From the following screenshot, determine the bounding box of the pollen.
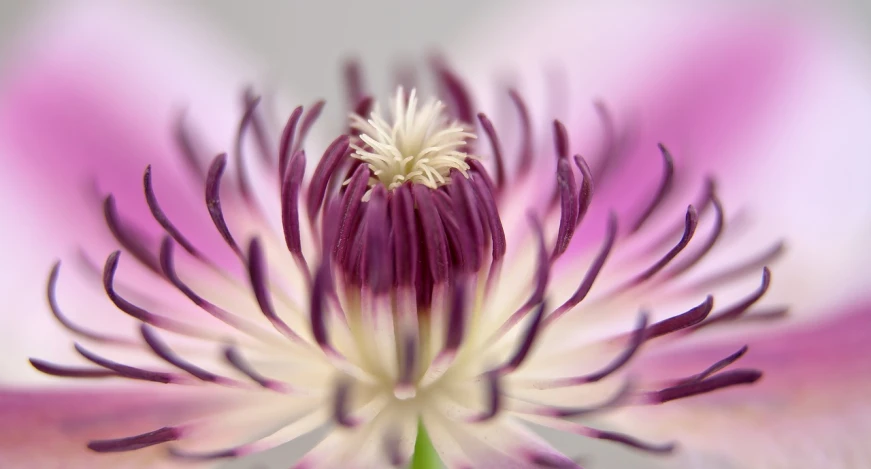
[350,88,476,191]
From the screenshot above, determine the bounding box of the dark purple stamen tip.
[552,120,570,159]
[500,301,547,374]
[169,447,241,461]
[552,157,580,259]
[293,99,326,156]
[88,427,181,453]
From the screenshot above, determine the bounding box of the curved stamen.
[693,267,772,331]
[144,165,206,261]
[520,381,633,418]
[547,213,617,325]
[242,89,275,164]
[233,94,261,202]
[74,343,177,384]
[307,135,351,223]
[645,368,762,404]
[537,313,648,389]
[671,345,749,386]
[29,358,118,379]
[508,89,534,175]
[103,195,161,274]
[281,150,310,279]
[139,324,238,385]
[688,241,784,291]
[158,237,272,341]
[616,205,699,292]
[466,369,502,423]
[644,295,714,340]
[498,301,547,374]
[224,345,289,391]
[573,155,594,228]
[333,378,362,428]
[582,428,676,454]
[278,106,304,185]
[492,217,549,339]
[663,192,725,279]
[247,238,306,343]
[629,144,675,234]
[432,60,474,124]
[477,113,506,190]
[104,251,213,338]
[205,153,245,259]
[88,426,183,453]
[173,111,208,180]
[47,262,135,345]
[552,157,579,259]
[552,120,570,160]
[294,99,326,156]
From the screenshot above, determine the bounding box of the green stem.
[408,421,443,469]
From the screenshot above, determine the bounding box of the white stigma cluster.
[350,88,475,191]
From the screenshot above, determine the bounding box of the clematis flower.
[2,3,870,469]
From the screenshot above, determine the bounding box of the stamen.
[233,94,261,202]
[88,426,183,453]
[547,213,617,325]
[552,120,570,160]
[618,205,699,291]
[573,155,594,229]
[333,378,361,428]
[74,343,177,384]
[412,185,450,284]
[223,345,288,391]
[432,60,474,124]
[242,89,275,164]
[102,195,161,274]
[281,150,310,278]
[47,262,135,345]
[538,313,648,388]
[144,165,206,261]
[629,144,675,234]
[644,295,714,340]
[508,89,534,175]
[390,184,418,286]
[466,369,502,423]
[662,192,725,279]
[499,301,547,375]
[552,157,579,259]
[693,267,772,331]
[159,237,269,339]
[103,251,211,338]
[477,113,506,189]
[173,111,208,180]
[645,368,762,404]
[278,106,304,185]
[29,358,118,379]
[140,324,236,385]
[582,429,676,454]
[362,186,392,293]
[246,238,306,343]
[306,135,351,223]
[205,153,245,259]
[293,99,326,156]
[671,345,749,386]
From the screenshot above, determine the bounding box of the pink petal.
[611,301,871,468]
[0,386,232,468]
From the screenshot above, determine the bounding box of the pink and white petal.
[608,300,871,469]
[0,386,239,468]
[0,2,278,380]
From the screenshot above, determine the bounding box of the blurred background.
[1,1,870,468]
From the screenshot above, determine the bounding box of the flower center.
[350,88,475,191]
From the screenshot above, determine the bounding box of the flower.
[2,3,870,469]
